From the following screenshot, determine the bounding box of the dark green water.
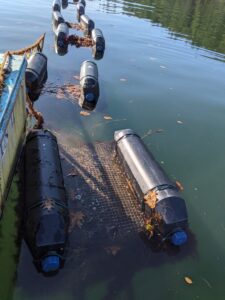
[1,0,225,299]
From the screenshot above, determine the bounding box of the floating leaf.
[42,198,55,211]
[104,115,112,120]
[184,276,193,285]
[144,190,158,209]
[70,211,85,229]
[176,180,184,191]
[80,111,90,116]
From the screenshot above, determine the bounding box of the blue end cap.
[85,93,95,102]
[41,255,60,273]
[170,230,187,246]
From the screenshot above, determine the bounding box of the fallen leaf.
[80,111,90,116]
[144,190,158,209]
[184,276,193,285]
[104,115,112,120]
[176,180,184,191]
[70,211,85,229]
[42,198,55,211]
[177,120,183,124]
[105,246,121,256]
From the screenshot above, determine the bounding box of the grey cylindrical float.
[62,0,68,9]
[80,15,95,36]
[52,0,61,12]
[52,11,65,33]
[55,23,69,56]
[79,60,99,110]
[114,129,188,246]
[25,52,48,101]
[91,28,105,60]
[25,130,69,274]
[76,3,85,22]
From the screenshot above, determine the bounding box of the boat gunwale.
[0,55,27,144]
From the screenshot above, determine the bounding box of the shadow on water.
[99,0,225,59]
[14,122,198,300]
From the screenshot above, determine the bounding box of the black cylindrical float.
[52,11,65,33]
[55,23,69,56]
[52,0,61,12]
[78,0,86,7]
[24,130,69,274]
[76,3,85,22]
[62,0,68,9]
[91,28,105,60]
[80,15,95,36]
[114,129,188,246]
[25,52,48,102]
[79,60,99,110]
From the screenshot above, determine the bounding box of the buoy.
[52,0,61,12]
[76,2,85,22]
[55,23,69,56]
[52,11,65,33]
[24,130,69,274]
[80,15,95,36]
[78,0,86,7]
[114,129,188,246]
[25,52,48,102]
[62,0,68,9]
[79,60,99,110]
[91,28,105,60]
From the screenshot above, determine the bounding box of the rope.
[8,33,45,55]
[0,51,11,95]
[26,94,44,129]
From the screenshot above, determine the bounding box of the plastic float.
[91,28,105,59]
[25,52,48,102]
[24,130,69,274]
[114,129,188,246]
[79,60,99,110]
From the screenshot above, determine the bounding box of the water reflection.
[99,0,225,56]
[0,175,23,300]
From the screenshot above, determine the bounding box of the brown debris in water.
[184,276,193,285]
[144,190,158,209]
[176,180,184,191]
[66,22,82,30]
[70,211,85,231]
[56,84,81,100]
[80,111,90,116]
[67,34,93,48]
